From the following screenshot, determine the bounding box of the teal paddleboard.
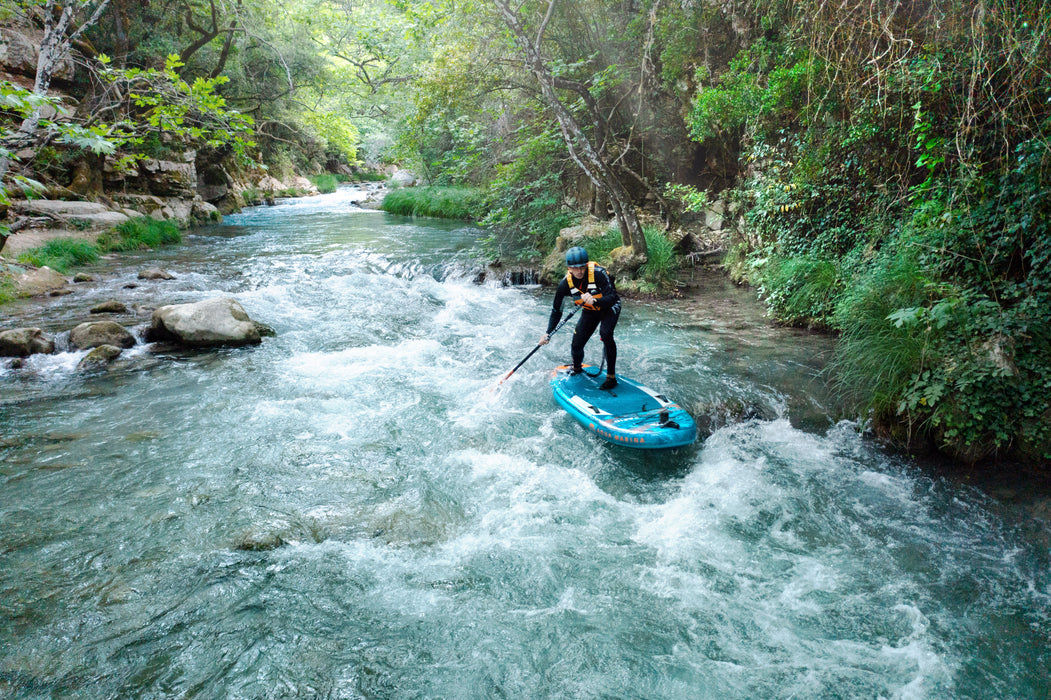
[550,365,697,449]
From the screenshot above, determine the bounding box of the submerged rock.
[90,300,129,314]
[78,344,123,369]
[138,267,175,281]
[146,297,267,347]
[69,321,136,350]
[235,530,286,552]
[0,328,55,357]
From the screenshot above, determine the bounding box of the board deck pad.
[550,365,697,449]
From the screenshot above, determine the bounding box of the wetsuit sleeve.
[593,269,619,310]
[546,279,569,333]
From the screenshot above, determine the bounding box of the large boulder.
[69,321,136,350]
[0,28,75,82]
[0,328,54,357]
[9,199,129,230]
[390,170,418,187]
[146,297,268,347]
[141,159,198,198]
[12,265,68,297]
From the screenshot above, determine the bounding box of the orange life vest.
[566,262,605,311]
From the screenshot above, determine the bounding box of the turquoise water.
[1,187,1048,698]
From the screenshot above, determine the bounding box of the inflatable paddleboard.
[550,365,697,449]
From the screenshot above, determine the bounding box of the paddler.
[538,246,622,390]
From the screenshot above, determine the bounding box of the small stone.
[73,273,95,283]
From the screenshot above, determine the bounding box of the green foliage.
[0,275,14,305]
[309,174,343,194]
[831,249,935,423]
[663,183,708,214]
[710,3,1051,460]
[94,54,256,165]
[242,188,264,206]
[689,42,809,142]
[381,187,485,220]
[16,239,99,274]
[637,227,679,292]
[481,126,577,259]
[583,224,681,292]
[763,256,843,327]
[827,139,1051,460]
[97,217,182,252]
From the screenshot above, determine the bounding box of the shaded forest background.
[2,0,1049,465]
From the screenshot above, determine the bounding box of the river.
[1,186,1048,698]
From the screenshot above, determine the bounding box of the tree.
[0,0,112,184]
[492,0,647,265]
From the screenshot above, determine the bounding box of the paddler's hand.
[581,293,595,305]
[538,333,550,346]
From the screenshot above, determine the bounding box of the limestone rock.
[8,199,127,231]
[13,266,67,297]
[146,297,265,347]
[704,209,725,231]
[78,344,122,369]
[0,328,55,357]
[290,176,319,196]
[141,159,198,198]
[257,175,285,194]
[0,28,75,82]
[69,321,136,350]
[390,170,418,187]
[191,199,221,224]
[11,199,109,217]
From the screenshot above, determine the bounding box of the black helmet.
[565,246,589,266]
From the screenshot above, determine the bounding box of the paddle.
[498,305,580,385]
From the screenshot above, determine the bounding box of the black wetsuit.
[546,265,621,376]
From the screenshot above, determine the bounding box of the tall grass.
[764,256,843,328]
[381,187,485,220]
[97,217,181,252]
[583,224,681,291]
[829,252,932,421]
[16,238,99,273]
[309,174,344,193]
[0,274,17,304]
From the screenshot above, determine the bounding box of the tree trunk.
[0,0,111,185]
[493,0,647,264]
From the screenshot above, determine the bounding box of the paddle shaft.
[499,305,580,384]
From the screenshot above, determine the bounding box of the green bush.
[242,188,264,205]
[583,224,682,292]
[17,238,99,273]
[481,126,577,260]
[381,186,485,220]
[310,174,341,194]
[97,217,181,252]
[762,256,843,328]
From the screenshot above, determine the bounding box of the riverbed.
[1,186,1048,698]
